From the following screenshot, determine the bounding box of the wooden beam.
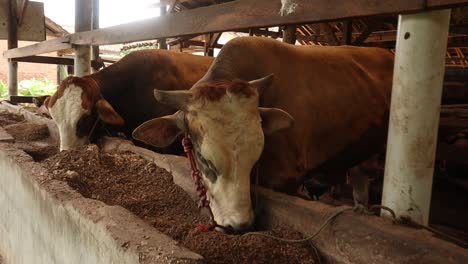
[205,32,221,56]
[4,0,468,58]
[11,55,105,68]
[16,0,28,25]
[321,23,339,45]
[3,36,71,59]
[236,28,281,38]
[282,25,297,44]
[352,20,383,45]
[342,20,353,45]
[12,55,73,65]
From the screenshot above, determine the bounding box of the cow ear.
[132,111,184,148]
[96,99,125,125]
[41,96,51,109]
[39,96,51,115]
[259,107,294,134]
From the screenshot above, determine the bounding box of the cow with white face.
[45,49,213,151]
[133,37,394,232]
[46,76,124,150]
[133,76,294,231]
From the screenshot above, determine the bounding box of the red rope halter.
[182,133,220,231]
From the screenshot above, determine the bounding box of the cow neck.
[91,61,131,100]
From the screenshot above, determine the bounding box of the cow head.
[46,76,124,151]
[133,74,293,232]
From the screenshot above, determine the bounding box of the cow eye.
[76,114,96,137]
[195,151,218,183]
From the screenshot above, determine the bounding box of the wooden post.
[91,0,100,72]
[283,25,296,44]
[342,20,352,45]
[8,0,18,97]
[74,0,92,77]
[382,10,451,225]
[159,5,168,50]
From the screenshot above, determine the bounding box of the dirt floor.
[42,146,317,264]
[0,110,25,127]
[1,110,58,161]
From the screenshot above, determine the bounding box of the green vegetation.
[0,79,57,99]
[0,80,7,98]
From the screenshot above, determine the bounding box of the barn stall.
[1,0,468,263]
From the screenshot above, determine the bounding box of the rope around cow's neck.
[182,133,227,232]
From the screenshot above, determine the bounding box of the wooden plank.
[352,19,383,45]
[0,0,45,41]
[16,0,28,25]
[9,95,35,104]
[11,55,73,65]
[65,0,468,46]
[67,0,418,45]
[3,36,71,59]
[4,0,468,57]
[10,55,105,69]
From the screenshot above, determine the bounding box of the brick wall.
[0,37,59,85]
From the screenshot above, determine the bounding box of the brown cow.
[45,49,213,151]
[133,37,394,231]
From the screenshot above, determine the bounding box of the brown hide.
[93,50,213,136]
[197,37,394,193]
[54,50,213,140]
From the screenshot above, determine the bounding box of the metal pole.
[8,0,18,97]
[381,9,451,225]
[74,0,92,77]
[158,5,168,50]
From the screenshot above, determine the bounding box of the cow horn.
[153,89,192,111]
[249,74,274,95]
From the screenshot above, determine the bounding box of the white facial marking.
[49,85,89,151]
[189,93,264,230]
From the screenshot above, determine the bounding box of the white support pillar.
[74,0,92,77]
[381,9,451,225]
[91,0,100,73]
[158,5,168,50]
[8,0,18,96]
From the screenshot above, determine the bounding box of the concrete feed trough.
[0,102,467,264]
